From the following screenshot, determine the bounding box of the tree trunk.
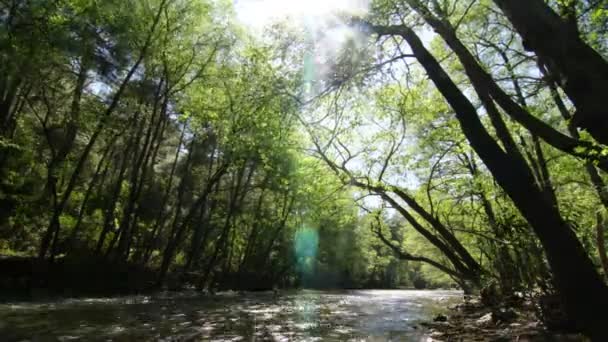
[94,125,139,255]
[65,141,116,253]
[492,0,608,145]
[596,213,608,281]
[259,193,295,270]
[141,122,187,265]
[184,145,221,271]
[238,176,270,273]
[198,163,251,289]
[115,81,167,261]
[156,162,228,286]
[463,153,519,294]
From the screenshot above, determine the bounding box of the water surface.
[0,289,461,341]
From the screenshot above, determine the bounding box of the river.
[0,289,461,341]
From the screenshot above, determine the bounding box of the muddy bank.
[422,296,588,342]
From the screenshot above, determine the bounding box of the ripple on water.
[0,290,461,341]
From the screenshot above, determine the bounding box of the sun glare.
[235,0,369,29]
[235,0,371,94]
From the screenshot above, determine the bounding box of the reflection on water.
[0,289,461,341]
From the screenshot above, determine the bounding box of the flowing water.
[0,289,461,341]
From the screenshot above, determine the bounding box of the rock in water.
[476,313,493,327]
[492,307,518,323]
[433,314,448,322]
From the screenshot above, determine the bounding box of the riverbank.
[422,296,588,341]
[0,254,288,300]
[0,255,159,300]
[1,255,445,301]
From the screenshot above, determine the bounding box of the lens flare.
[294,227,319,285]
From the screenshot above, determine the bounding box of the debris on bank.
[421,296,588,342]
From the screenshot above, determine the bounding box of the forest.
[1,0,608,340]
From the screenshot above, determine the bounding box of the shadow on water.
[0,289,461,341]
